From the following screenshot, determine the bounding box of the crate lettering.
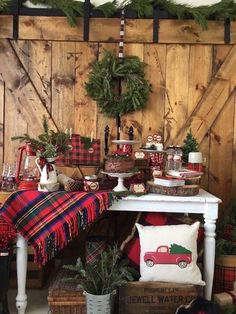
[125,294,196,305]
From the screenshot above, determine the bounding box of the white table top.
[109,189,221,217]
[120,189,221,204]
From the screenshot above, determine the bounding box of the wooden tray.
[147,181,199,196]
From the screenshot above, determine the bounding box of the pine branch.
[0,0,9,11]
[94,1,118,17]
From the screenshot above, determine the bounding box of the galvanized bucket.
[85,291,114,314]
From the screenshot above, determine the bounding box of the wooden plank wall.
[0,16,235,210]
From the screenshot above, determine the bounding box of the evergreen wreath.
[15,0,236,29]
[85,50,151,118]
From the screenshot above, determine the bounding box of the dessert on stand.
[102,139,139,192]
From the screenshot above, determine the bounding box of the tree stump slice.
[147,181,199,196]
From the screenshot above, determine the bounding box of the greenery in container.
[11,115,71,159]
[63,244,135,295]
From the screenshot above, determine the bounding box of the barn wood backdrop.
[0,15,235,212]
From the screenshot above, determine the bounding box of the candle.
[90,131,94,142]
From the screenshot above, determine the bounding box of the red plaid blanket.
[0,191,113,265]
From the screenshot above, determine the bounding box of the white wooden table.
[15,189,221,313]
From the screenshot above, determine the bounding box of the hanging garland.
[1,0,235,29]
[0,0,9,10]
[85,50,151,118]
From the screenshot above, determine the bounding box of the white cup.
[188,152,202,163]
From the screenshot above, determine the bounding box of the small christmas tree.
[182,129,199,163]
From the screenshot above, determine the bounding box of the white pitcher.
[35,157,58,185]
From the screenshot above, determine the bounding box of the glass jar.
[165,145,175,171]
[173,145,183,171]
[83,175,99,192]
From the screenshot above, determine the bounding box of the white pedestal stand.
[102,172,138,192]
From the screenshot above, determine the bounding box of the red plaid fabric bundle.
[214,262,236,293]
[57,134,101,166]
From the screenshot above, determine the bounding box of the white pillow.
[136,221,205,286]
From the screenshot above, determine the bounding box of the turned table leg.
[203,203,218,300]
[16,234,27,314]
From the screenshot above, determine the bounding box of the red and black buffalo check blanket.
[0,190,113,265]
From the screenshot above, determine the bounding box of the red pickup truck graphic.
[144,244,192,269]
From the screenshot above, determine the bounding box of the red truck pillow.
[122,213,204,270]
[136,221,205,285]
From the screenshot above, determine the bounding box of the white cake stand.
[112,140,140,145]
[101,171,138,192]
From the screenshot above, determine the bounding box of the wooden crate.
[119,281,203,314]
[10,245,54,289]
[48,268,86,314]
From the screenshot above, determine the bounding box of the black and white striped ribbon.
[119,9,125,59]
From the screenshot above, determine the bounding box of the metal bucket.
[85,292,114,314]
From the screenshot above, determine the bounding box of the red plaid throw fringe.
[0,191,113,265]
[0,216,16,251]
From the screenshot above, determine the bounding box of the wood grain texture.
[215,45,236,82]
[10,40,30,70]
[0,16,13,39]
[0,39,56,162]
[209,92,234,206]
[28,40,52,112]
[188,45,212,114]
[187,45,212,190]
[176,79,230,146]
[159,20,225,44]
[120,43,144,154]
[142,44,166,144]
[89,18,153,43]
[11,40,52,112]
[232,94,236,196]
[74,42,98,136]
[19,16,83,41]
[174,45,236,146]
[212,45,232,78]
[164,44,190,145]
[2,16,226,44]
[51,41,76,131]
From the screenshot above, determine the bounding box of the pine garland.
[19,0,236,29]
[0,0,9,10]
[85,50,151,118]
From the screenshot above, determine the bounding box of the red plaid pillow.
[57,134,101,166]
